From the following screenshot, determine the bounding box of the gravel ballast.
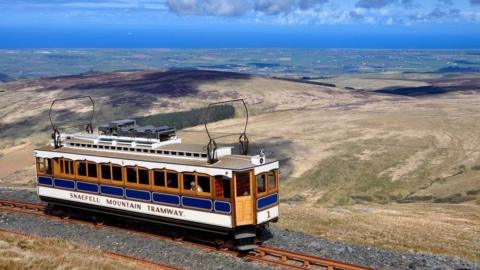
[1,187,479,270]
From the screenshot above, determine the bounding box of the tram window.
[153,170,165,187]
[215,176,231,199]
[68,160,74,175]
[36,158,52,174]
[60,159,74,175]
[268,170,276,192]
[78,161,87,176]
[166,172,178,189]
[198,175,210,193]
[88,163,97,178]
[236,172,250,197]
[256,173,267,193]
[126,167,137,183]
[112,166,122,181]
[101,164,111,180]
[223,179,231,198]
[37,158,45,172]
[59,159,64,174]
[183,174,195,191]
[138,168,149,185]
[46,159,52,174]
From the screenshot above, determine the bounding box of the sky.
[1,0,480,48]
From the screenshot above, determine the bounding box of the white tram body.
[35,119,279,250]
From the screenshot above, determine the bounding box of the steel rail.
[251,246,373,270]
[0,199,372,270]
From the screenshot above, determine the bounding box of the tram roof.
[35,145,277,171]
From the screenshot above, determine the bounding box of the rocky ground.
[0,187,478,270]
[267,229,477,270]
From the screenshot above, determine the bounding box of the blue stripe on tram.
[214,201,231,213]
[100,185,124,197]
[126,189,151,201]
[38,176,53,186]
[152,193,180,206]
[182,197,212,210]
[54,179,75,190]
[76,182,99,193]
[257,193,278,210]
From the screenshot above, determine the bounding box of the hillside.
[1,69,480,204]
[1,69,479,261]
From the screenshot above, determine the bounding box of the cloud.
[355,0,413,9]
[3,0,480,27]
[408,7,461,22]
[432,7,460,18]
[298,0,328,10]
[166,0,329,17]
[166,0,250,16]
[355,0,395,9]
[254,0,296,14]
[349,10,364,19]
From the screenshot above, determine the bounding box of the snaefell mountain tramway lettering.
[69,192,184,217]
[147,205,184,217]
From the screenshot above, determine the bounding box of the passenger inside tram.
[189,180,203,192]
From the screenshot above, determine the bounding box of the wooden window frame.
[111,164,124,185]
[87,162,98,179]
[36,157,52,175]
[255,173,268,196]
[124,166,151,189]
[99,163,113,185]
[181,172,196,196]
[75,160,99,183]
[235,171,252,197]
[152,169,167,191]
[56,158,75,179]
[267,169,279,193]
[197,174,212,197]
[125,166,138,185]
[214,176,232,201]
[165,170,180,193]
[137,167,151,187]
[181,172,213,198]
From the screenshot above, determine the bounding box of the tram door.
[234,171,254,226]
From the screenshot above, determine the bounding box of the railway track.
[0,199,373,270]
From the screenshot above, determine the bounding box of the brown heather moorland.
[0,230,141,270]
[0,70,479,263]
